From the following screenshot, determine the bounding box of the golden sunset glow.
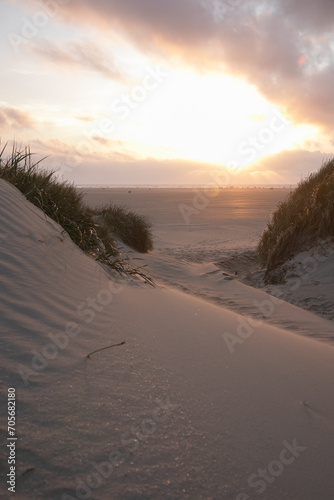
[1,0,334,185]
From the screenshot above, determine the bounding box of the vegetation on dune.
[258,158,334,280]
[96,204,153,253]
[0,143,154,283]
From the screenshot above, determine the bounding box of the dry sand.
[1,181,334,500]
[83,187,334,331]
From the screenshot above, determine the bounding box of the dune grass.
[258,158,334,280]
[0,144,154,283]
[96,204,153,253]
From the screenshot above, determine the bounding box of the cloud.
[31,38,126,81]
[22,0,334,135]
[29,136,139,176]
[61,157,212,186]
[244,149,333,184]
[91,136,134,159]
[91,136,127,148]
[92,136,111,146]
[0,105,36,130]
[3,130,329,185]
[31,138,74,155]
[282,0,334,32]
[76,116,96,123]
[38,146,330,186]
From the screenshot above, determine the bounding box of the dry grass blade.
[87,341,126,359]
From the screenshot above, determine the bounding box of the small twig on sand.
[87,341,126,359]
[22,467,35,476]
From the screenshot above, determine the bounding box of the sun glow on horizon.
[89,69,308,168]
[1,6,326,182]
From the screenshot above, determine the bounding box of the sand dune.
[1,180,334,499]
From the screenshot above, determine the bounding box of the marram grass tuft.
[258,158,334,280]
[0,143,154,284]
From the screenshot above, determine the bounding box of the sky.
[1,0,334,186]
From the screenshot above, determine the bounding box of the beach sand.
[1,181,334,499]
[83,187,334,330]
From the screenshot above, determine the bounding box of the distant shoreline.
[78,185,295,189]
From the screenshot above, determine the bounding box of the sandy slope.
[243,243,334,322]
[130,250,334,344]
[1,180,334,500]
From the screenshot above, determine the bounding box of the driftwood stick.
[87,341,126,359]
